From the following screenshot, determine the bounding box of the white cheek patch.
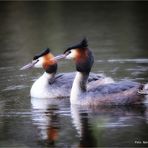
[144,84,148,90]
[66,49,77,59]
[34,57,44,68]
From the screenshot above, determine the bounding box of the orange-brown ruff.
[74,48,88,62]
[43,53,56,70]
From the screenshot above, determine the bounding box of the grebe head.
[55,38,94,73]
[64,38,88,60]
[20,48,57,74]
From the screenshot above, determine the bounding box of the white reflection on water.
[0,111,32,118]
[108,58,148,63]
[96,58,148,63]
[2,85,28,91]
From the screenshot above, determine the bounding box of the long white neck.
[38,72,55,84]
[70,72,89,104]
[30,72,55,98]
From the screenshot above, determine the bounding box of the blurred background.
[0,1,148,147]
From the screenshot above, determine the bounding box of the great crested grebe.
[54,38,148,106]
[20,48,114,99]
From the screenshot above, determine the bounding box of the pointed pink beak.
[51,54,66,61]
[20,60,38,70]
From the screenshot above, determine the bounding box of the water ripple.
[96,58,148,64]
[108,58,148,63]
[2,85,29,91]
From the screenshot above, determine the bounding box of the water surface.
[0,2,148,147]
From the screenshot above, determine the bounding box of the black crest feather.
[33,48,50,60]
[64,38,88,53]
[81,38,88,48]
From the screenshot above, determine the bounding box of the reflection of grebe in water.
[31,98,60,146]
[70,105,146,147]
[54,38,148,106]
[71,105,97,147]
[21,48,113,99]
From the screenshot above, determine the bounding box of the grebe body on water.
[54,39,147,106]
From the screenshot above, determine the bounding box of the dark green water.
[0,2,148,147]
